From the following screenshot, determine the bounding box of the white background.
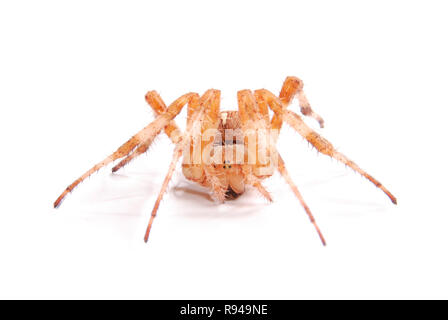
[1,0,447,299]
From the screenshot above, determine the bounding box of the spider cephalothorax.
[54,76,397,245]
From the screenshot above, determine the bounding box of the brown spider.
[54,76,396,245]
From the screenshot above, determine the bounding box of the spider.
[54,76,396,245]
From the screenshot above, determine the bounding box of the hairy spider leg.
[111,140,152,173]
[201,91,229,202]
[252,92,270,126]
[284,110,397,204]
[146,90,183,143]
[203,167,227,202]
[242,168,273,202]
[53,93,198,208]
[111,91,183,173]
[144,90,220,242]
[254,89,284,132]
[179,88,207,183]
[279,76,324,128]
[255,89,326,244]
[237,90,274,200]
[277,154,327,246]
[237,90,268,165]
[255,89,396,204]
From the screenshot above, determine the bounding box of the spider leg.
[277,154,326,246]
[204,166,227,202]
[241,90,325,243]
[243,170,273,202]
[203,91,227,201]
[252,92,270,126]
[54,92,198,208]
[144,89,220,242]
[111,91,184,173]
[187,85,220,166]
[237,89,266,125]
[280,76,324,128]
[111,140,152,173]
[144,144,184,242]
[238,90,279,178]
[237,90,270,160]
[254,89,284,131]
[54,134,141,208]
[183,87,227,202]
[255,89,397,205]
[284,110,397,204]
[145,91,183,144]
